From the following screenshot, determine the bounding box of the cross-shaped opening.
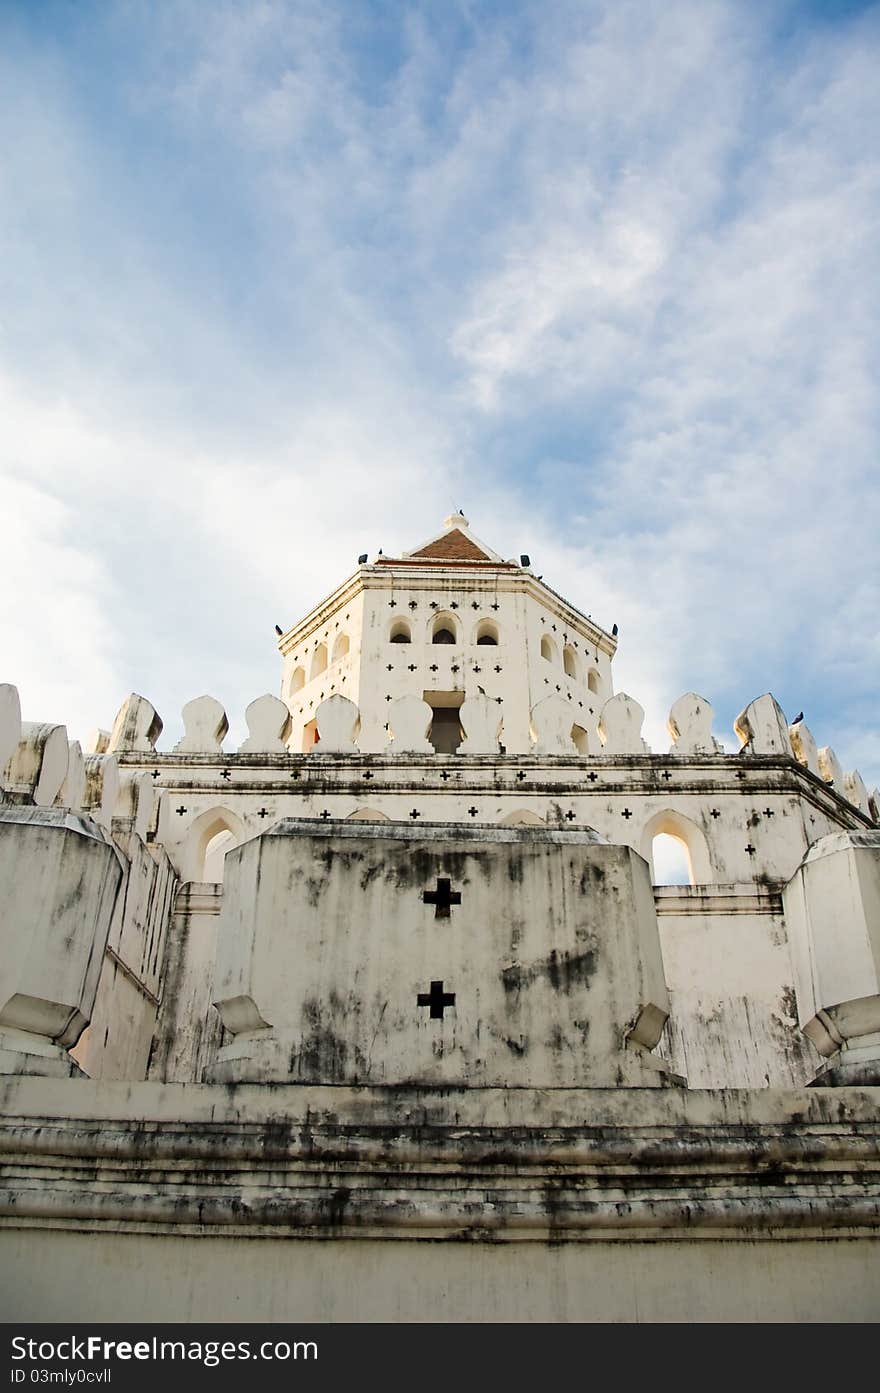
[422,877,462,918]
[417,981,456,1020]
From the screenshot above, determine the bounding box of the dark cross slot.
[763,808,775,817]
[175,806,187,817]
[409,808,421,819]
[710,808,721,818]
[422,878,462,917]
[494,665,502,673]
[430,601,438,609]
[516,770,527,781]
[290,769,301,780]
[257,808,271,819]
[429,664,438,673]
[387,664,394,671]
[320,810,332,820]
[490,602,500,611]
[220,769,231,780]
[151,769,161,781]
[450,601,459,609]
[363,770,374,780]
[385,694,393,702]
[451,664,459,673]
[468,806,478,817]
[471,601,479,610]
[745,844,756,856]
[587,771,599,782]
[473,665,481,673]
[440,770,451,781]
[661,770,672,781]
[408,664,417,672]
[565,810,576,821]
[418,980,456,1020]
[736,770,747,780]
[621,808,633,819]
[388,600,396,608]
[409,600,418,610]
[495,697,503,705]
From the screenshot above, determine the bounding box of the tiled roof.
[409,528,492,561]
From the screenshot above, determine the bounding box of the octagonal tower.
[278,513,618,756]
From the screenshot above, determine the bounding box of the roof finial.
[443,510,469,530]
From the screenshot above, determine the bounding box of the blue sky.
[1,0,878,787]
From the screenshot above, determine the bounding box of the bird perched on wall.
[792,711,804,725]
[274,624,283,636]
[477,685,486,696]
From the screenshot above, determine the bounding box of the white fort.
[1,513,879,1321]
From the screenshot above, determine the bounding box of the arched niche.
[346,807,391,821]
[290,666,306,694]
[390,619,411,643]
[332,633,350,663]
[587,669,601,695]
[540,634,557,664]
[431,613,458,645]
[499,808,546,826]
[641,809,712,886]
[563,645,577,678]
[310,644,328,680]
[475,619,499,646]
[181,806,249,884]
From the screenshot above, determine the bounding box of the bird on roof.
[274,624,283,636]
[792,711,804,726]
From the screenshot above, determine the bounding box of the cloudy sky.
[2,0,878,785]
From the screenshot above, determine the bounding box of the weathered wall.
[73,832,177,1081]
[656,885,817,1087]
[211,821,671,1087]
[146,884,224,1084]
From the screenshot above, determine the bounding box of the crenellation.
[598,692,650,754]
[3,721,69,806]
[57,739,87,812]
[0,682,22,785]
[108,693,163,753]
[789,718,820,774]
[734,693,792,756]
[818,744,844,789]
[174,695,229,754]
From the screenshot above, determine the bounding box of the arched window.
[181,807,247,884]
[431,614,458,645]
[332,633,350,663]
[475,619,499,646]
[571,724,589,755]
[390,620,411,644]
[203,828,236,883]
[651,834,692,886]
[302,718,319,751]
[310,644,328,680]
[587,669,601,695]
[290,666,305,694]
[641,810,712,886]
[540,635,557,663]
[563,645,577,678]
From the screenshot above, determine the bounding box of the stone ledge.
[1,1080,878,1244]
